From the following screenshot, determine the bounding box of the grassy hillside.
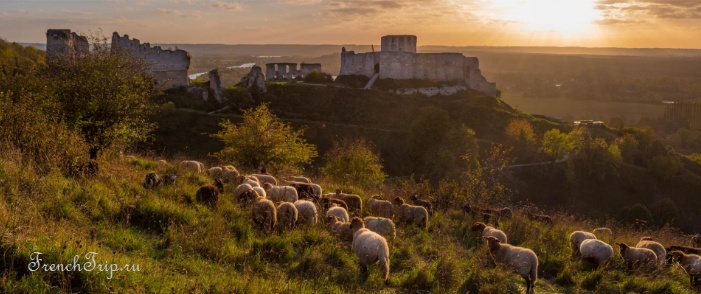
[0,153,698,293]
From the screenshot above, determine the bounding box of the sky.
[1,0,701,48]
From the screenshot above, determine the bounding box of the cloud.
[59,9,94,17]
[205,0,243,10]
[157,8,181,16]
[157,7,203,18]
[102,0,126,3]
[282,0,323,4]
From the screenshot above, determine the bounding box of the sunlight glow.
[489,0,601,33]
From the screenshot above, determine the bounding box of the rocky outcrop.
[240,66,267,93]
[208,69,222,103]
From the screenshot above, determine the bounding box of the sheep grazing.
[238,175,260,187]
[471,222,507,244]
[207,167,223,179]
[593,227,613,237]
[409,193,433,216]
[569,231,597,255]
[221,169,240,184]
[461,203,495,218]
[262,183,298,203]
[222,165,237,171]
[393,197,428,229]
[616,243,658,269]
[234,184,255,203]
[524,209,553,226]
[143,172,163,189]
[252,174,278,186]
[668,251,701,286]
[364,216,396,242]
[195,184,220,207]
[483,236,538,294]
[693,234,701,248]
[327,190,362,213]
[242,190,276,231]
[277,202,298,230]
[350,217,390,285]
[367,195,395,219]
[579,239,614,269]
[253,186,266,198]
[294,200,318,225]
[180,160,203,173]
[320,197,349,213]
[326,205,349,223]
[327,215,353,243]
[310,183,322,197]
[636,237,666,266]
[288,176,311,183]
[287,182,317,200]
[497,207,513,219]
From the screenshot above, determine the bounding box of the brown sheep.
[195,184,220,207]
[524,209,553,226]
[327,215,353,243]
[288,181,317,200]
[327,189,362,213]
[409,193,433,216]
[393,197,428,229]
[320,197,349,213]
[143,172,163,189]
[666,246,701,264]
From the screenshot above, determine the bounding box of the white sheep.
[580,239,614,269]
[222,169,240,184]
[223,165,237,171]
[180,160,202,173]
[593,227,613,237]
[239,176,260,187]
[393,196,428,229]
[367,196,394,219]
[616,243,658,269]
[350,217,390,285]
[363,216,396,242]
[253,186,267,198]
[570,231,597,255]
[289,176,311,183]
[326,205,349,223]
[484,236,538,293]
[327,215,353,243]
[310,183,322,196]
[668,250,701,286]
[692,234,701,248]
[252,174,277,186]
[294,200,318,225]
[471,222,507,244]
[277,202,298,230]
[234,184,255,201]
[636,237,666,266]
[207,167,223,179]
[262,183,298,203]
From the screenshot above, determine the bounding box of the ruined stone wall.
[381,35,417,53]
[299,63,322,76]
[46,29,88,60]
[111,32,190,88]
[265,62,323,81]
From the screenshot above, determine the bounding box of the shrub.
[211,104,317,172]
[620,203,654,225]
[542,129,570,161]
[647,155,682,182]
[302,70,333,84]
[505,119,538,163]
[322,137,387,187]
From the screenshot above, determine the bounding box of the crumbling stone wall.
[265,62,322,81]
[111,32,190,88]
[339,35,496,97]
[46,29,89,60]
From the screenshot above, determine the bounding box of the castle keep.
[111,32,191,88]
[340,35,496,96]
[46,29,89,60]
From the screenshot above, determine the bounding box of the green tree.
[614,133,638,164]
[45,34,159,157]
[211,104,317,172]
[322,137,387,187]
[505,118,538,163]
[542,129,570,161]
[462,144,514,206]
[648,155,682,182]
[567,128,622,183]
[651,198,679,228]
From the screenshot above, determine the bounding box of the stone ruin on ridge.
[111,32,191,89]
[339,35,496,96]
[46,29,89,60]
[265,63,322,82]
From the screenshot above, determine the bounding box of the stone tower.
[381,35,417,53]
[46,29,89,60]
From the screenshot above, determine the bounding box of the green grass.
[1,153,698,293]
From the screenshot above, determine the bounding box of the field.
[0,153,698,293]
[500,92,666,122]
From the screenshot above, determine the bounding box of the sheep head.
[471,222,486,232]
[616,243,630,255]
[409,193,419,201]
[262,182,273,190]
[393,197,405,205]
[335,189,342,195]
[326,215,338,224]
[350,217,365,232]
[214,178,224,193]
[669,250,686,263]
[483,236,501,252]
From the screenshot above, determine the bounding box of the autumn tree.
[322,137,387,187]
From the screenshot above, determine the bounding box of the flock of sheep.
[139,159,701,292]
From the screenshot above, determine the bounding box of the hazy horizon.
[3,0,701,49]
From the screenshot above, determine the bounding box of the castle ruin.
[46,29,89,60]
[265,63,322,81]
[340,35,496,96]
[111,32,191,89]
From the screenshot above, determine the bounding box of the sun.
[490,0,601,33]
